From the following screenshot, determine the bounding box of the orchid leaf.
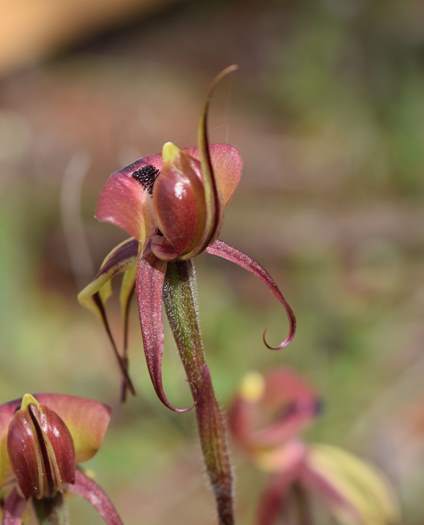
[304,444,399,525]
[68,470,123,525]
[206,240,296,349]
[136,255,189,413]
[164,260,234,525]
[197,65,238,254]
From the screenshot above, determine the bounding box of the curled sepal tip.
[136,254,191,413]
[206,240,296,350]
[68,470,123,525]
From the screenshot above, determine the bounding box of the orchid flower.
[78,65,296,524]
[0,393,122,525]
[229,369,399,525]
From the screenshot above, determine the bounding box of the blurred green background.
[1,0,424,523]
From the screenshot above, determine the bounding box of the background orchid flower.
[78,66,296,525]
[0,393,122,525]
[229,369,399,525]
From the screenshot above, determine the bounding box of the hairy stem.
[163,260,234,525]
[33,494,68,525]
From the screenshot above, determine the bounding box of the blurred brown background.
[1,0,424,523]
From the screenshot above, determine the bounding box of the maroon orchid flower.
[78,66,296,525]
[0,393,122,525]
[229,369,399,525]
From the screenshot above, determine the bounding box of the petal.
[185,144,242,208]
[0,400,21,488]
[303,445,399,525]
[68,470,123,525]
[2,489,26,525]
[206,240,296,349]
[136,254,189,412]
[78,239,138,397]
[78,238,139,316]
[95,153,162,241]
[34,394,111,464]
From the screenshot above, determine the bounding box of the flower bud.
[7,394,75,499]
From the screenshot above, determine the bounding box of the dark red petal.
[206,240,296,349]
[152,151,206,258]
[68,470,123,525]
[136,254,190,413]
[2,489,26,525]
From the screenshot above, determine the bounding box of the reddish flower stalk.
[78,65,297,523]
[0,394,122,525]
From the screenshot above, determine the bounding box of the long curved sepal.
[78,238,138,397]
[2,489,26,525]
[164,260,234,525]
[196,65,239,255]
[206,240,296,349]
[68,470,123,525]
[136,254,190,413]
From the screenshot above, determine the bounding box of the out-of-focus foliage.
[0,0,423,523]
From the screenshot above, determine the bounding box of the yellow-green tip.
[162,141,181,166]
[240,372,265,402]
[20,393,39,411]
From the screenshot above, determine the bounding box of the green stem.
[33,494,69,525]
[163,260,234,525]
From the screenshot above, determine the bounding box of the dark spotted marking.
[132,164,160,194]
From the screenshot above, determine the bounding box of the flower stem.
[292,482,313,525]
[163,260,234,525]
[33,494,69,525]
